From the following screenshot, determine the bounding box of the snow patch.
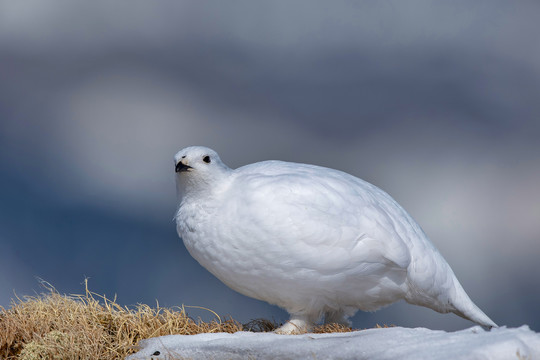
[127,325,540,360]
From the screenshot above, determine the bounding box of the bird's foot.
[274,316,313,335]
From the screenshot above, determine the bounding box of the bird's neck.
[175,169,232,204]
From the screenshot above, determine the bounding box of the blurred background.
[1,0,539,331]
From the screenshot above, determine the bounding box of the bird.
[174,146,497,334]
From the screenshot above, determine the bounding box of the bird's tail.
[450,278,497,329]
[406,258,497,329]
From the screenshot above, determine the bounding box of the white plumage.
[174,146,496,334]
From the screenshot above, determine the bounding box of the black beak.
[175,162,192,173]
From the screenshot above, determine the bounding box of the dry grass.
[0,281,359,359]
[0,281,242,360]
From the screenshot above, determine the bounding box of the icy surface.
[127,325,540,360]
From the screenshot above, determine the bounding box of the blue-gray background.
[1,1,539,331]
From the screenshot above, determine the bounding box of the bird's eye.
[203,155,211,163]
[152,350,161,356]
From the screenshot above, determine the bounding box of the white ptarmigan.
[174,146,497,334]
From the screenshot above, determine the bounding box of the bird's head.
[174,146,231,198]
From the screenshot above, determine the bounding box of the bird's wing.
[219,162,412,276]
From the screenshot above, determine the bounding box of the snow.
[127,325,540,360]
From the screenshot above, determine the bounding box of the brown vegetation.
[0,281,242,359]
[0,281,356,359]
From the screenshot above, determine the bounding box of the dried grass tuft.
[242,318,279,333]
[0,281,242,359]
[0,281,360,359]
[313,323,354,333]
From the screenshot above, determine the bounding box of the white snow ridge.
[126,326,540,360]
